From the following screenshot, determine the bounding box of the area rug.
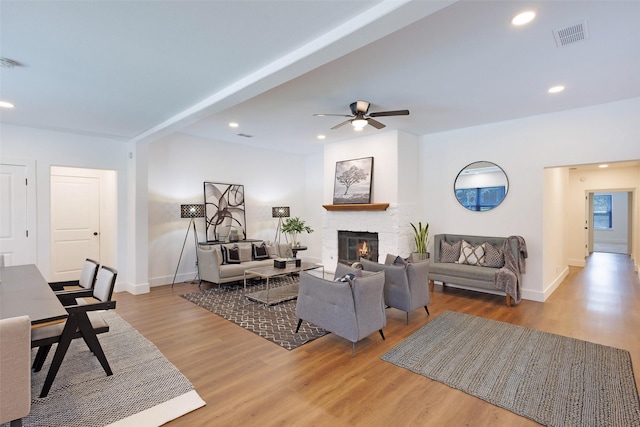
[382,311,640,427]
[10,311,205,427]
[181,276,327,350]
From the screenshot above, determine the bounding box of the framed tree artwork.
[203,182,246,242]
[333,157,373,204]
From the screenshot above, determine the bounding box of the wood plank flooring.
[113,252,640,426]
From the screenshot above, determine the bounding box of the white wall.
[0,124,133,288]
[146,133,311,286]
[420,97,640,301]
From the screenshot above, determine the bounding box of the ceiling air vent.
[553,20,589,47]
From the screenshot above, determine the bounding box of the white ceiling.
[2,1,639,155]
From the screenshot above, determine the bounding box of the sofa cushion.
[430,262,497,281]
[222,245,241,264]
[252,242,269,260]
[458,240,485,265]
[238,243,253,262]
[440,240,461,263]
[483,242,505,268]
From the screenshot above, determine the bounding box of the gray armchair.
[295,263,386,355]
[360,255,430,323]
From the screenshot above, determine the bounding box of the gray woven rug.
[6,311,204,427]
[181,276,327,350]
[382,311,640,427]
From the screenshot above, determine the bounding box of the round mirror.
[454,161,508,211]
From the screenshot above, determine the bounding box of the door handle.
[93,232,99,236]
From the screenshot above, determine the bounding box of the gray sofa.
[359,254,430,323]
[295,263,386,355]
[429,234,523,306]
[197,241,293,286]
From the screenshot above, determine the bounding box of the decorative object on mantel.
[280,217,313,248]
[410,221,430,261]
[172,204,205,288]
[333,156,373,204]
[323,203,389,211]
[272,206,290,245]
[204,182,246,242]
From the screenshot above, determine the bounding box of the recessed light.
[0,101,15,108]
[548,85,565,94]
[511,11,535,26]
[598,164,608,168]
[317,134,326,140]
[229,122,239,128]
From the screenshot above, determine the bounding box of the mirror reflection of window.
[454,161,508,211]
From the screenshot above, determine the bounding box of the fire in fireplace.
[338,231,379,265]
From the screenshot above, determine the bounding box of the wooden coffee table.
[244,262,323,305]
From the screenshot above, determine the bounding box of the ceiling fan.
[314,100,409,130]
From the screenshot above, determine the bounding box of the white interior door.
[50,175,100,281]
[0,164,29,266]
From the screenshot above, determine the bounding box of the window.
[593,194,612,229]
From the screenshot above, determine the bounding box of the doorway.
[589,191,631,255]
[50,166,117,282]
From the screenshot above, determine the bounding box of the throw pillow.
[458,240,485,265]
[483,242,505,267]
[224,244,241,264]
[266,243,280,258]
[440,240,462,263]
[252,242,270,260]
[392,256,408,266]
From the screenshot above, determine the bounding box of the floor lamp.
[172,204,205,288]
[272,206,290,245]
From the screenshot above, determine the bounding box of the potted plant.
[281,217,314,247]
[410,221,430,261]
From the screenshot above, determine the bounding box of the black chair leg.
[77,313,112,376]
[379,329,385,340]
[40,319,77,398]
[424,305,430,316]
[295,319,303,333]
[33,345,52,372]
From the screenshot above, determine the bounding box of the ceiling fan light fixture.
[352,118,368,129]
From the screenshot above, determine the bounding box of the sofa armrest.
[197,245,222,284]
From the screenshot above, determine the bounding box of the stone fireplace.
[337,231,378,265]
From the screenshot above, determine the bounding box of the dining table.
[0,264,68,327]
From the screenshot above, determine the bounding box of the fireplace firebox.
[338,231,379,265]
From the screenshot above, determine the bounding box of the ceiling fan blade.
[331,120,352,130]
[367,118,386,129]
[314,113,353,117]
[369,109,410,117]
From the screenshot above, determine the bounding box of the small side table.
[291,245,307,258]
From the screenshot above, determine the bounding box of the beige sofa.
[197,241,293,286]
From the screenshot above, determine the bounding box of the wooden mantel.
[322,203,389,211]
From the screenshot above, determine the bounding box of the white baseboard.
[568,258,585,267]
[541,266,570,301]
[114,282,150,295]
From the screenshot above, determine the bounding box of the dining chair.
[31,265,118,398]
[0,316,31,427]
[49,258,99,292]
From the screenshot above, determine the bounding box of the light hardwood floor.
[114,252,640,426]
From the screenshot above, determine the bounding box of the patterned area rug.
[7,312,204,427]
[181,276,327,350]
[382,311,640,427]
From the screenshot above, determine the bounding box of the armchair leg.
[40,318,77,398]
[378,329,385,340]
[506,294,512,307]
[429,280,435,292]
[424,305,430,316]
[295,319,303,333]
[406,312,409,325]
[33,344,52,372]
[77,313,112,376]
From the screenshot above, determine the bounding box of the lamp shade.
[181,204,205,218]
[272,206,290,218]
